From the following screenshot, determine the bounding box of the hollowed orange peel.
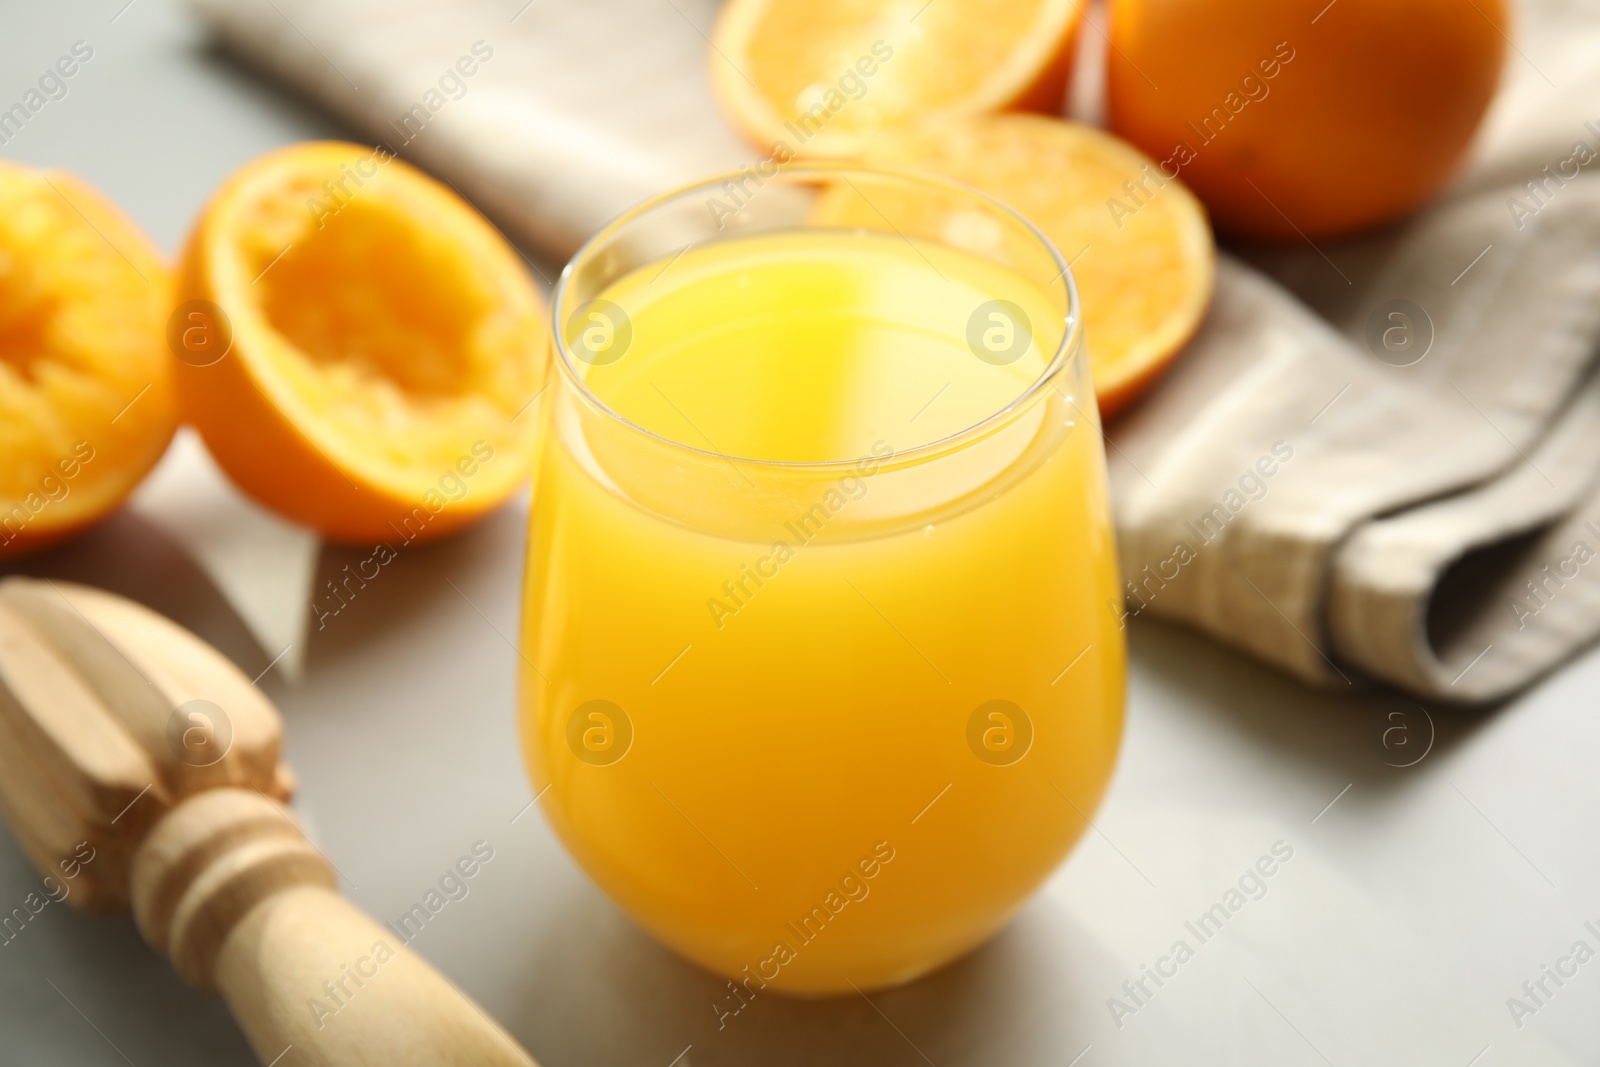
[0,160,176,559]
[174,141,547,545]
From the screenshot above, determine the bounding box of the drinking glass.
[520,164,1124,994]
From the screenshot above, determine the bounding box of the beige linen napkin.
[191,0,749,259]
[1111,4,1600,701]
[191,0,1600,702]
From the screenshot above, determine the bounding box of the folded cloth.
[191,0,1600,702]
[191,0,749,259]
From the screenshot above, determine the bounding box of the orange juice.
[520,227,1124,994]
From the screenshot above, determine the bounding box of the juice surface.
[578,230,1051,461]
[521,228,1124,994]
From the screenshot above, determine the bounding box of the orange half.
[175,142,547,545]
[833,115,1215,415]
[711,0,1084,159]
[0,162,176,558]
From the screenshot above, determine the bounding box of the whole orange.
[1106,0,1507,241]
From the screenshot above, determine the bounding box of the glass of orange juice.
[520,164,1124,996]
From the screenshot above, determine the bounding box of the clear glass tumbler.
[519,164,1124,995]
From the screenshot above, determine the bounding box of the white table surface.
[3,3,1599,1065]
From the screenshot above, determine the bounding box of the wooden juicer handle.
[0,578,538,1067]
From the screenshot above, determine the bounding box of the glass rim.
[548,161,1082,472]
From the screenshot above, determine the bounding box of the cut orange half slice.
[710,0,1084,160]
[0,161,176,558]
[820,115,1215,415]
[175,142,547,545]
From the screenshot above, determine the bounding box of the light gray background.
[2,3,1599,1065]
